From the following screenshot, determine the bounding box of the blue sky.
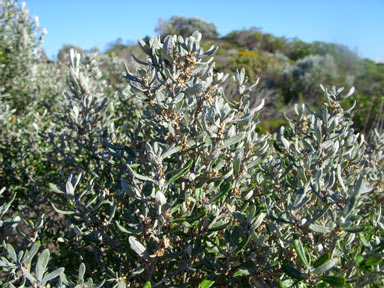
[25,0,383,61]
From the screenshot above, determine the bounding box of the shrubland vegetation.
[106,16,384,135]
[1,1,384,287]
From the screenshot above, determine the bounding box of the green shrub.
[1,9,384,288]
[0,0,46,112]
[0,0,64,199]
[156,16,219,40]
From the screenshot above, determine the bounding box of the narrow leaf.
[293,239,310,269]
[118,280,127,288]
[360,256,382,268]
[116,221,133,234]
[6,244,17,262]
[222,132,246,148]
[78,263,86,281]
[211,182,231,203]
[21,266,36,282]
[127,165,155,182]
[336,164,346,192]
[42,267,65,282]
[35,249,50,281]
[312,259,338,274]
[234,235,250,254]
[142,281,152,288]
[309,223,331,234]
[49,183,64,194]
[22,242,40,266]
[198,279,215,288]
[282,264,307,280]
[129,236,146,257]
[313,253,331,268]
[201,45,218,57]
[50,202,75,215]
[167,159,193,185]
[319,275,346,287]
[65,181,75,199]
[173,211,207,224]
[160,145,182,161]
[251,99,265,113]
[251,212,266,230]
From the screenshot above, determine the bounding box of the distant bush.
[230,50,280,79]
[279,54,340,104]
[156,16,219,39]
[0,0,46,111]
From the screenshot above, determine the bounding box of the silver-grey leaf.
[312,259,338,274]
[35,249,50,281]
[129,236,146,257]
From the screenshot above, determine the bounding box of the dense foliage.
[107,22,384,135]
[1,1,384,287]
[155,16,219,40]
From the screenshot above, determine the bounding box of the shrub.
[0,0,47,112]
[1,21,384,288]
[0,0,64,200]
[280,54,339,104]
[156,16,219,39]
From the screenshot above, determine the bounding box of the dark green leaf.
[115,221,136,234]
[343,195,358,218]
[313,253,331,268]
[208,220,229,232]
[167,159,193,185]
[318,275,346,287]
[360,256,382,268]
[104,140,125,150]
[273,140,283,153]
[343,225,365,233]
[174,211,207,224]
[282,264,307,280]
[211,182,231,203]
[234,235,250,254]
[355,255,364,266]
[293,188,307,210]
[358,233,370,248]
[293,239,310,269]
